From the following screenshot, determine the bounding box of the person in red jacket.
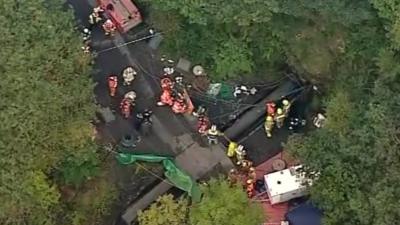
[108,75,118,97]
[197,115,209,135]
[102,19,116,36]
[266,101,276,117]
[120,98,131,118]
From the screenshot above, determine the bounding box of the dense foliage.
[0,1,109,224]
[138,179,265,225]
[189,178,265,225]
[138,194,188,225]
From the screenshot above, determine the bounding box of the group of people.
[226,142,259,197]
[156,58,192,114]
[107,67,143,122]
[264,99,292,138]
[81,6,117,53]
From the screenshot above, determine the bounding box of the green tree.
[0,0,99,224]
[286,70,400,225]
[189,178,265,225]
[138,194,188,225]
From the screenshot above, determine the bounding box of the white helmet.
[124,91,136,101]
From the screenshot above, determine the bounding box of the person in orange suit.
[108,75,118,97]
[157,77,174,106]
[197,115,209,135]
[171,96,187,114]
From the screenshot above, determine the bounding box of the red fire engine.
[97,0,142,33]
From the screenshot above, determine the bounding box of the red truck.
[97,0,142,33]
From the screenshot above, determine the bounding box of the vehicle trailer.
[97,0,142,33]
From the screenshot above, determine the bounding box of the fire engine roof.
[98,0,142,32]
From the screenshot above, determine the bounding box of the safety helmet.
[246,179,253,184]
[237,145,244,151]
[125,91,136,100]
[83,28,90,34]
[230,169,236,174]
[249,167,255,172]
[282,99,289,106]
[277,108,283,114]
[267,116,273,121]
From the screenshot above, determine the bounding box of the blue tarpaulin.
[285,202,322,225]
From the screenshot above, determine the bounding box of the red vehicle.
[97,0,142,33]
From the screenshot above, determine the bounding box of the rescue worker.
[171,95,187,114]
[108,75,118,97]
[246,179,255,198]
[102,19,116,36]
[88,7,103,26]
[235,145,246,166]
[240,159,253,172]
[136,109,152,124]
[233,85,257,98]
[136,109,153,135]
[81,40,91,54]
[192,105,206,117]
[228,168,239,186]
[161,57,175,75]
[206,125,222,145]
[266,101,276,117]
[227,141,238,157]
[264,115,274,138]
[157,77,174,106]
[82,28,91,41]
[248,167,257,181]
[313,113,326,128]
[174,75,184,86]
[274,108,286,128]
[122,66,137,86]
[120,98,131,118]
[282,99,291,116]
[197,115,209,135]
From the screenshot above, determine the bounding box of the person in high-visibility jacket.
[282,99,291,116]
[274,108,286,128]
[108,75,118,97]
[264,115,274,138]
[227,142,238,157]
[102,19,116,36]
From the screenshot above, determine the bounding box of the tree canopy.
[138,194,188,225]
[189,178,265,225]
[0,0,101,224]
[138,179,265,225]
